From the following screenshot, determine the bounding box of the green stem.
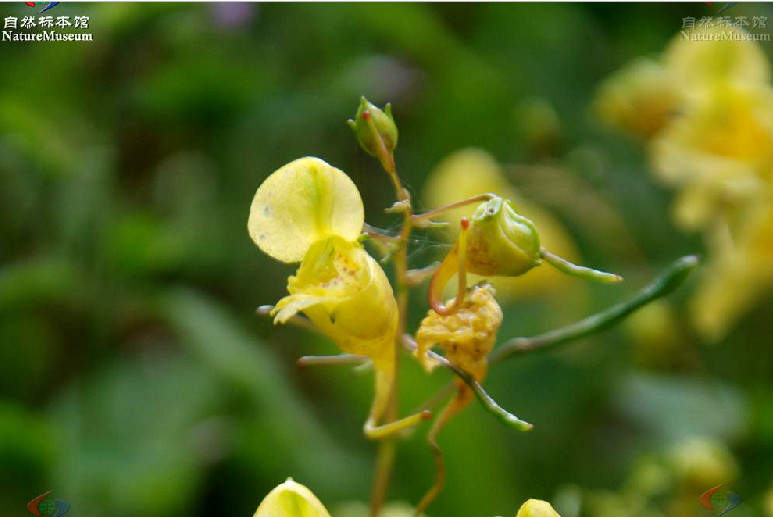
[367,114,413,517]
[540,248,623,284]
[370,439,397,517]
[447,362,533,431]
[297,354,368,368]
[402,336,533,431]
[490,255,699,364]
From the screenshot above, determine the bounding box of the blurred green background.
[1,3,772,517]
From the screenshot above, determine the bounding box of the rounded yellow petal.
[254,478,332,517]
[515,499,561,517]
[248,157,364,263]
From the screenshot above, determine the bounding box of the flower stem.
[368,119,414,517]
[539,248,623,284]
[296,354,369,368]
[490,255,699,363]
[402,335,533,431]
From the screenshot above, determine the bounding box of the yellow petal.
[515,498,561,517]
[248,157,364,263]
[254,478,332,517]
[273,236,398,361]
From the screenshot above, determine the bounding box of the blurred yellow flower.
[664,26,770,100]
[597,26,770,141]
[422,148,580,301]
[597,25,773,340]
[691,201,773,340]
[254,478,332,517]
[668,437,739,491]
[597,27,773,217]
[651,83,773,230]
[624,299,682,368]
[595,57,681,138]
[515,498,562,517]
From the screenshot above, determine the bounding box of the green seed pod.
[465,196,542,277]
[347,97,398,157]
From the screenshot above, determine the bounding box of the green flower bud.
[347,97,398,157]
[465,196,541,277]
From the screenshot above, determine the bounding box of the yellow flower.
[623,300,682,368]
[668,437,739,491]
[690,200,773,340]
[651,83,773,230]
[515,499,562,517]
[595,57,681,138]
[273,235,398,364]
[250,157,396,362]
[422,148,580,301]
[597,26,773,339]
[664,26,770,100]
[253,478,331,517]
[249,157,425,439]
[416,284,503,378]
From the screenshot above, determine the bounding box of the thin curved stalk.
[402,336,533,431]
[428,219,470,316]
[540,248,623,283]
[411,193,495,224]
[297,354,369,368]
[490,255,699,364]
